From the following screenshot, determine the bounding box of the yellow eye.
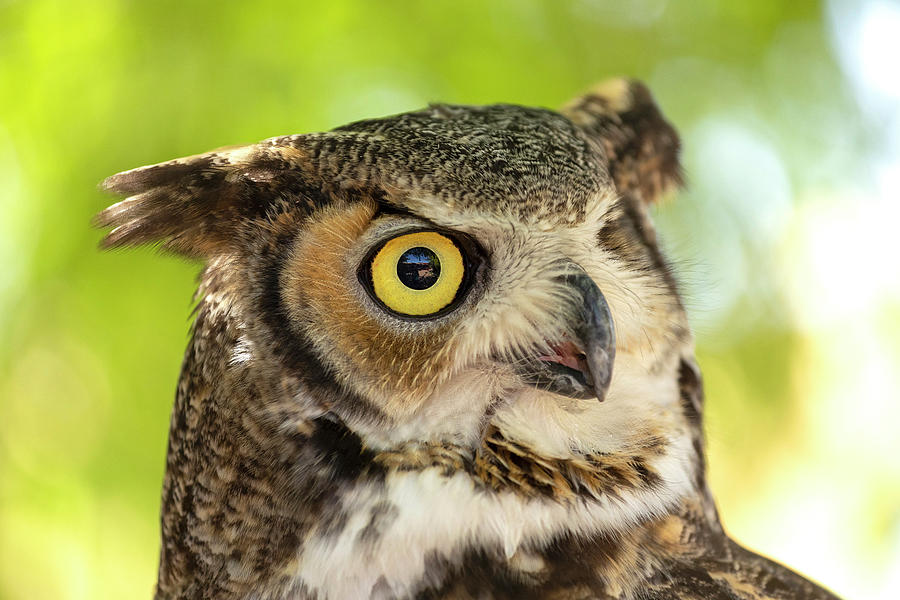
[369,231,465,316]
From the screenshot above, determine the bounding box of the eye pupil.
[397,247,441,290]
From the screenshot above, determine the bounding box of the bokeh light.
[1,1,898,598]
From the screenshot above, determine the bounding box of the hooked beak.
[515,263,616,402]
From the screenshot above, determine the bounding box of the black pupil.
[397,247,441,290]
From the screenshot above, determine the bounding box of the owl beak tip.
[586,346,614,402]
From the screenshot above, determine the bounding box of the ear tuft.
[94,143,311,258]
[563,78,683,204]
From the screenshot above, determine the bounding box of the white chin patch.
[291,354,695,599]
[293,429,695,600]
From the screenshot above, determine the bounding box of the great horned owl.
[96,79,840,600]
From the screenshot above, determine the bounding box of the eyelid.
[372,200,420,221]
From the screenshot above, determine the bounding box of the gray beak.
[515,263,616,402]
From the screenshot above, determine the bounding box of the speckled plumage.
[96,79,840,599]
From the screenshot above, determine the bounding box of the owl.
[96,79,840,600]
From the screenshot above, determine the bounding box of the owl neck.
[155,293,717,598]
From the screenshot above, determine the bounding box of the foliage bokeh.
[2,1,899,598]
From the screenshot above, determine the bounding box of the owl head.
[94,78,846,600]
[96,80,699,577]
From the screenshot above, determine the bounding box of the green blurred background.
[2,0,899,598]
